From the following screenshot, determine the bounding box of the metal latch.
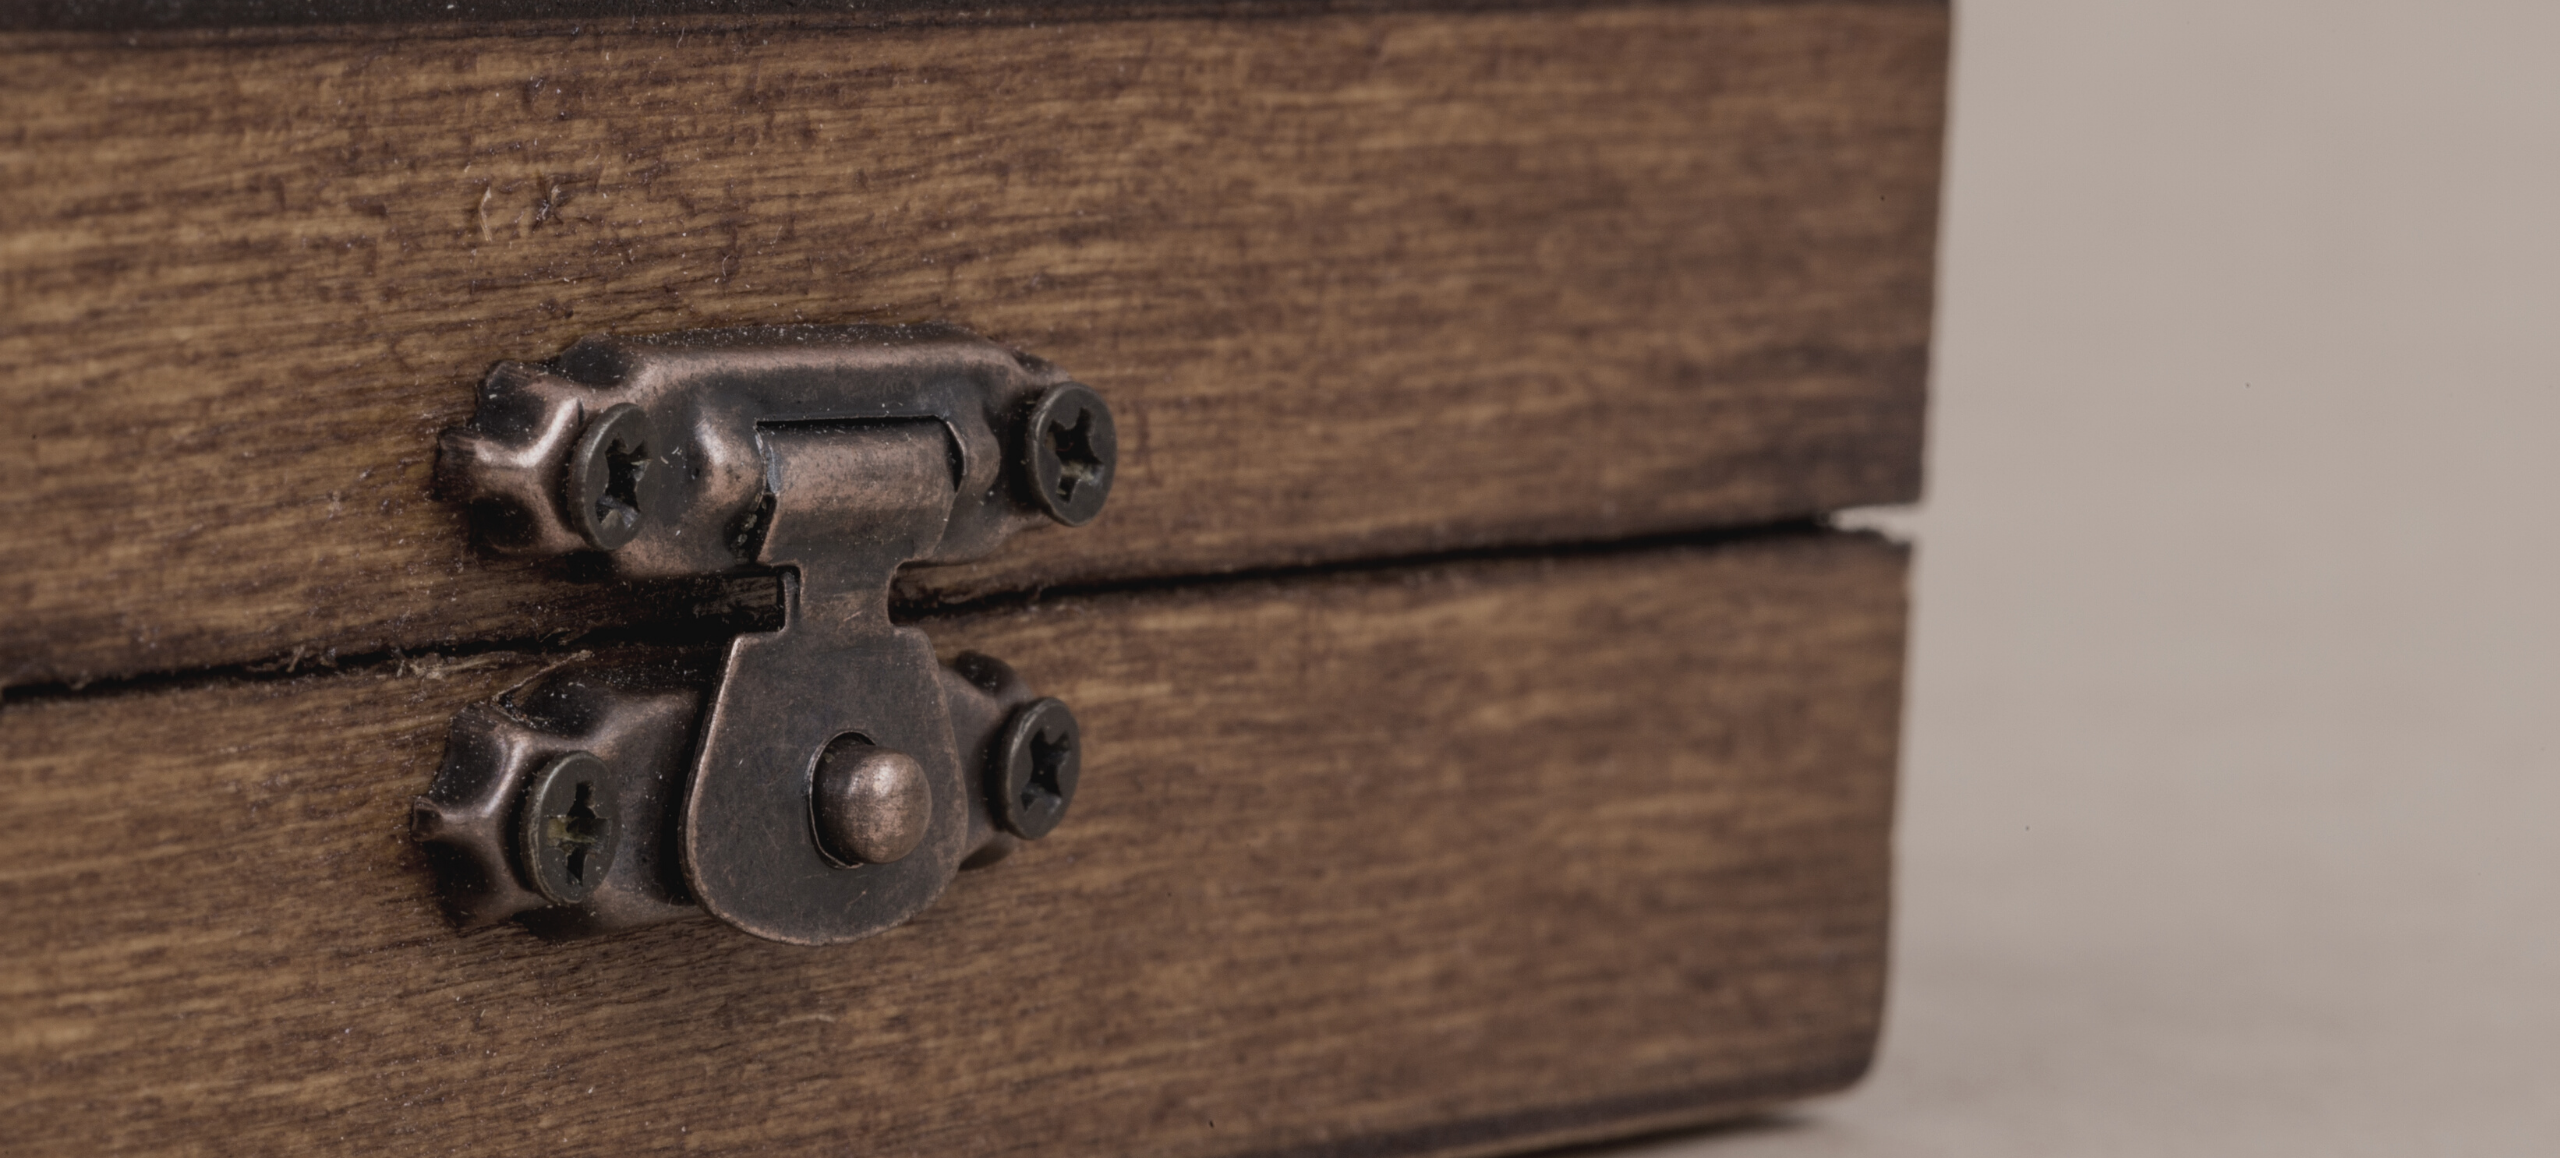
[410,325,1116,945]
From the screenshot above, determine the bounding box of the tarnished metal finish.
[564,403,661,551]
[431,362,604,556]
[516,752,620,905]
[681,423,976,944]
[991,698,1083,841]
[1021,382,1118,527]
[421,326,1110,945]
[412,648,1044,941]
[942,652,1040,871]
[412,660,707,936]
[435,324,1098,575]
[811,742,932,867]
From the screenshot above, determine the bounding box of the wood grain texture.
[0,2,1944,687]
[0,534,1904,1157]
[6,0,1937,35]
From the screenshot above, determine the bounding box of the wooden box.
[0,2,1942,1153]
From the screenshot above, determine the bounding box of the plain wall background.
[1618,1,2560,1153]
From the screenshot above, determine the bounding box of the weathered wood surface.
[0,3,1944,688]
[0,535,1904,1157]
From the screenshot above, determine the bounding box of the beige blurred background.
[1610,1,2560,1153]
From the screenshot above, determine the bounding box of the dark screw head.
[516,751,621,905]
[812,736,933,866]
[990,698,1081,840]
[566,402,657,551]
[1021,384,1116,527]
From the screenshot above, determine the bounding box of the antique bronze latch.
[411,325,1115,945]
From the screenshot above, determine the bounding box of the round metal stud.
[515,751,620,905]
[566,402,657,550]
[812,736,933,866]
[990,698,1081,840]
[1020,383,1117,527]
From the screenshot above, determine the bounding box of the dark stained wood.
[7,0,1940,35]
[0,2,1945,688]
[0,535,1904,1157]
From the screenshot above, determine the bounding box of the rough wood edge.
[0,0,1947,42]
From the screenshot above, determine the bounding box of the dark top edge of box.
[4,0,1941,35]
